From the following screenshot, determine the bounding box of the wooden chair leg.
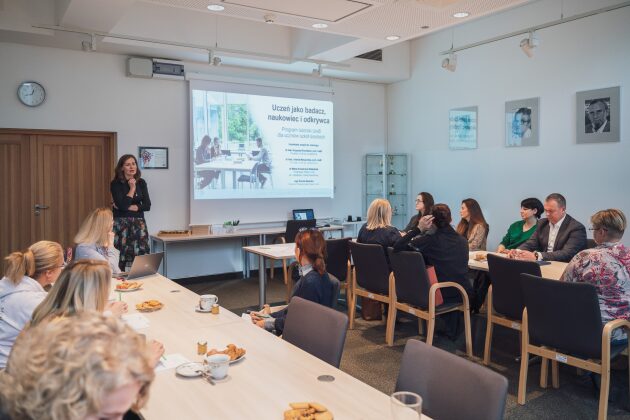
[269,258,274,279]
[517,309,529,405]
[426,316,436,346]
[540,357,549,388]
[418,318,425,336]
[282,259,288,284]
[483,286,494,365]
[462,307,473,358]
[385,305,397,346]
[598,340,612,420]
[348,269,356,330]
[551,360,559,388]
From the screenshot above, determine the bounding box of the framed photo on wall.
[449,106,478,150]
[505,97,539,147]
[138,147,169,169]
[576,86,620,144]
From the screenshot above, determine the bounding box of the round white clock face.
[17,81,46,107]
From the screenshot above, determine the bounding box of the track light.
[208,50,222,66]
[441,52,457,72]
[312,64,323,77]
[520,32,539,57]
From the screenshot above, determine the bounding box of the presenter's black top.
[110,178,151,218]
[394,226,470,302]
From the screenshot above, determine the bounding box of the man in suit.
[585,99,610,133]
[509,193,586,262]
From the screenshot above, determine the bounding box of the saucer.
[195,305,212,313]
[175,362,205,378]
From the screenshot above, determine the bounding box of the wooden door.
[0,129,116,272]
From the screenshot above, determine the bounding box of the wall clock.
[17,81,46,107]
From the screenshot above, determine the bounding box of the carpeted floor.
[181,271,630,419]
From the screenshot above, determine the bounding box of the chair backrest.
[282,296,348,368]
[487,254,541,320]
[348,241,391,295]
[325,238,351,281]
[520,273,603,359]
[586,238,597,249]
[396,339,508,420]
[387,248,431,309]
[285,219,316,243]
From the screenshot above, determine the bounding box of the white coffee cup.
[206,354,230,379]
[199,294,218,311]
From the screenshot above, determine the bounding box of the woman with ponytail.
[251,228,336,335]
[0,241,64,369]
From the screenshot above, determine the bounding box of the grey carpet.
[181,271,630,419]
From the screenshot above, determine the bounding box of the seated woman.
[0,241,64,369]
[74,207,121,274]
[358,198,402,266]
[30,259,128,326]
[195,135,219,189]
[0,312,155,420]
[456,198,489,251]
[496,197,544,253]
[394,204,471,304]
[562,209,630,343]
[251,228,335,335]
[404,192,434,232]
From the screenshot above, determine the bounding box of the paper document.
[155,354,190,372]
[122,313,150,330]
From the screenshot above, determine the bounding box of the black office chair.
[483,254,541,365]
[518,273,630,420]
[396,339,508,420]
[347,242,392,341]
[282,296,349,368]
[325,237,352,312]
[387,249,472,354]
[586,238,597,249]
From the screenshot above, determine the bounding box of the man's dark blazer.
[518,214,587,262]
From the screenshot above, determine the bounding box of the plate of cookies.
[284,402,333,420]
[115,281,143,292]
[135,300,164,312]
[206,344,246,364]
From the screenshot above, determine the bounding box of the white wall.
[387,0,630,248]
[0,42,386,231]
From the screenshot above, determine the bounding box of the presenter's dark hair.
[521,197,544,219]
[456,198,488,238]
[431,204,452,228]
[113,154,141,182]
[417,192,434,217]
[295,229,327,275]
[546,193,566,209]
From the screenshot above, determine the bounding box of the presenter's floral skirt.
[113,217,150,271]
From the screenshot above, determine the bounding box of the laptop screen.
[292,209,315,221]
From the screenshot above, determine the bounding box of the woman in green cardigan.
[496,197,544,253]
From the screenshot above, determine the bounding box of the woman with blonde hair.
[357,198,401,267]
[74,207,121,274]
[0,312,155,420]
[30,259,127,326]
[0,241,64,369]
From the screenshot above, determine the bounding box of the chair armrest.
[273,236,286,244]
[429,281,470,308]
[602,318,630,341]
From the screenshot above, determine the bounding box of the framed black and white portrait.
[576,86,620,144]
[505,97,539,147]
[449,106,478,150]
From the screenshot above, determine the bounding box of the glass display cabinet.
[365,154,408,230]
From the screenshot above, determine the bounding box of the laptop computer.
[119,252,164,279]
[292,209,315,221]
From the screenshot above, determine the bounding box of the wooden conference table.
[195,158,257,189]
[114,274,427,419]
[468,251,568,280]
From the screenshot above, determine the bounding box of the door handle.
[34,204,49,216]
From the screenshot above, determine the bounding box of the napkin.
[155,354,191,372]
[122,313,150,330]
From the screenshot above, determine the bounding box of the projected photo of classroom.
[191,88,333,200]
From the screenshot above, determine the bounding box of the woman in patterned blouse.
[562,209,630,342]
[456,198,489,251]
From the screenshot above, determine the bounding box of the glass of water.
[391,391,422,420]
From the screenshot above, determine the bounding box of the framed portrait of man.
[449,106,478,150]
[505,97,539,147]
[576,86,620,144]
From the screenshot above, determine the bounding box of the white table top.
[118,275,426,419]
[195,159,256,171]
[243,242,296,259]
[153,226,344,243]
[468,251,568,280]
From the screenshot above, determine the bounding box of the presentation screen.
[191,87,334,200]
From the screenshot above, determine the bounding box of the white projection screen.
[189,79,334,225]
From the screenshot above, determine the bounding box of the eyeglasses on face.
[588,226,607,232]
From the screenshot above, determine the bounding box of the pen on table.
[161,355,167,362]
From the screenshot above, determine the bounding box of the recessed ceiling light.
[312,23,328,29]
[385,35,400,41]
[207,4,224,11]
[453,11,470,18]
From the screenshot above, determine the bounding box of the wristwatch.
[534,251,542,261]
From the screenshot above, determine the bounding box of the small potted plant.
[223,220,240,234]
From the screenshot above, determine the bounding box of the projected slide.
[192,89,334,200]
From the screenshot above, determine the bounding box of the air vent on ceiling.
[355,49,382,61]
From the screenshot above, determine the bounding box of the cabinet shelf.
[365,154,409,230]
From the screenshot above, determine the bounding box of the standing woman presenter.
[110,154,151,271]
